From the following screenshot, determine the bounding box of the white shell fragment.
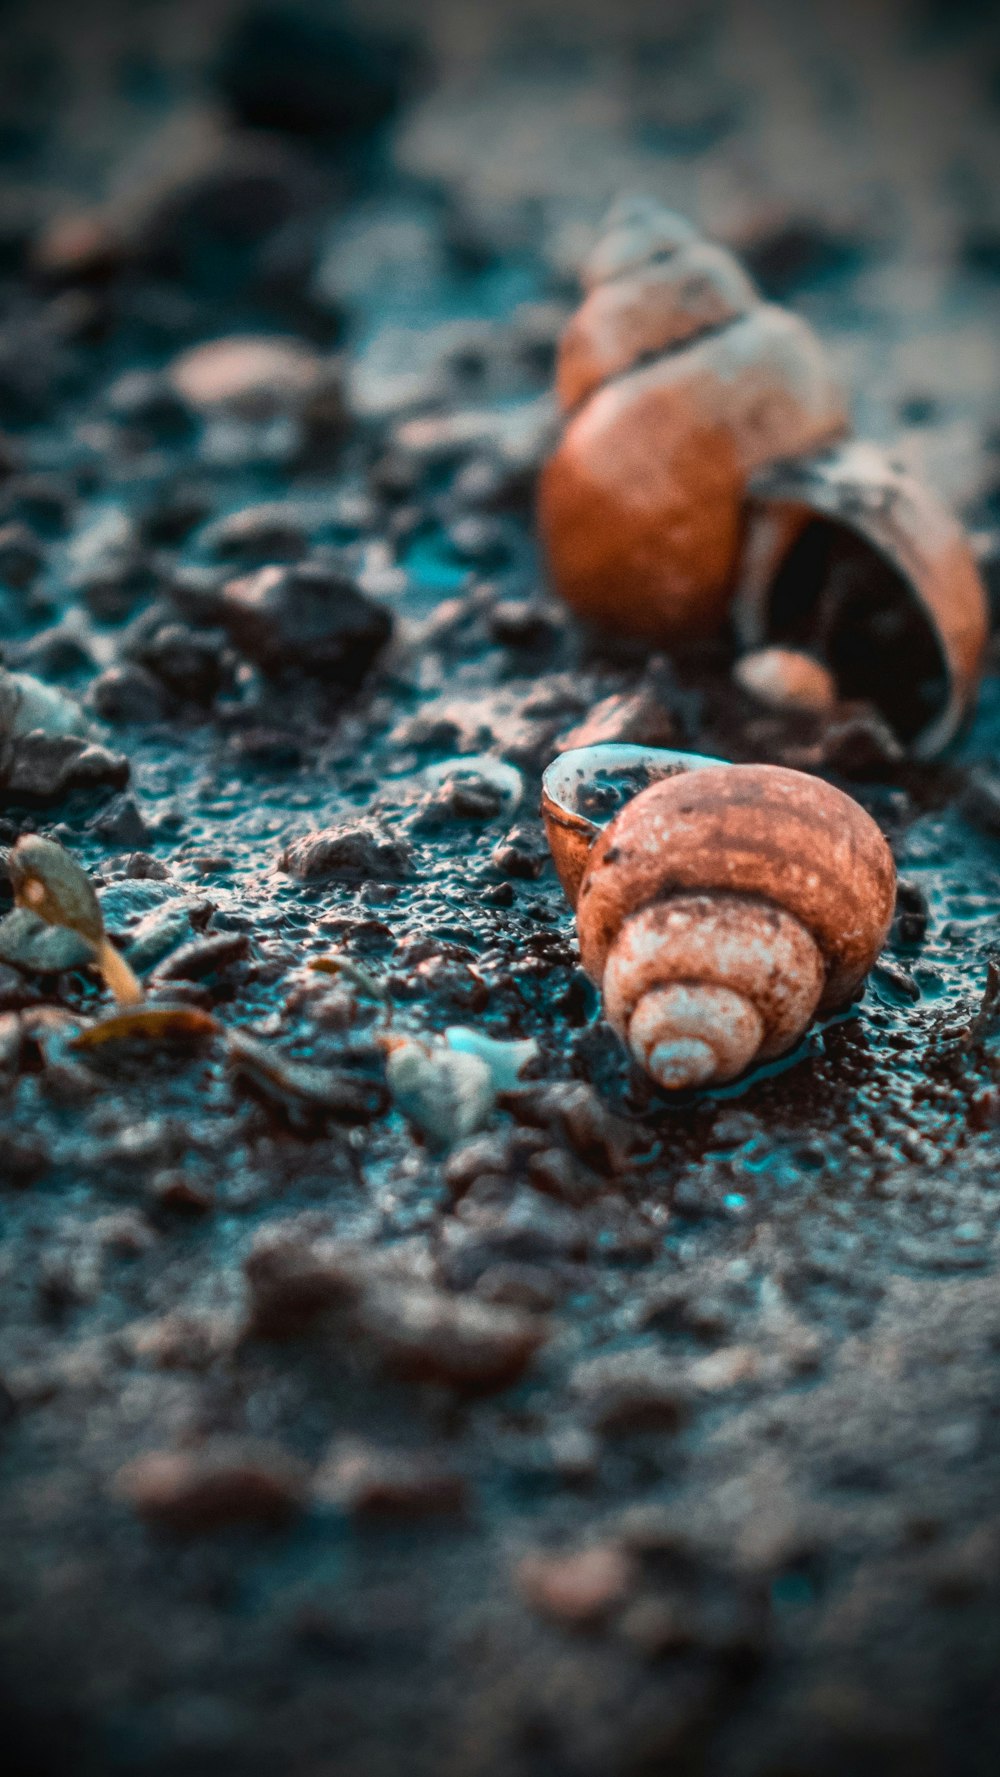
[386,1038,495,1147]
[444,1026,538,1091]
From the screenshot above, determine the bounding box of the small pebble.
[169,335,324,418]
[734,647,838,715]
[114,1440,306,1533]
[516,1544,634,1626]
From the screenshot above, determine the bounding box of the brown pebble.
[168,335,323,418]
[570,1347,689,1433]
[361,1280,547,1393]
[114,1440,306,1532]
[558,686,678,751]
[733,646,837,714]
[516,1543,634,1626]
[313,1438,467,1518]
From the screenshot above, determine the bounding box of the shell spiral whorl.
[603,893,826,1089]
[539,198,847,643]
[569,758,896,1091]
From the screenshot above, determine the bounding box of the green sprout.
[8,834,145,1007]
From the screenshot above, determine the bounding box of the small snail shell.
[539,198,846,642]
[542,744,896,1091]
[735,440,989,757]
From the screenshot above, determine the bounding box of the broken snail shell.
[542,743,896,1091]
[734,440,989,757]
[539,197,847,642]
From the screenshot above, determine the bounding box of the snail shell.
[539,198,847,642]
[735,440,989,757]
[542,744,896,1091]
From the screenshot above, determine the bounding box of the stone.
[559,685,679,751]
[127,616,229,706]
[361,1279,547,1392]
[279,821,410,882]
[1,733,129,801]
[88,664,169,725]
[0,520,43,587]
[88,793,155,850]
[0,666,92,742]
[226,1031,388,1128]
[202,502,308,563]
[0,908,93,974]
[491,824,549,879]
[570,1346,689,1433]
[213,5,412,142]
[155,931,250,982]
[114,1439,306,1532]
[219,562,391,681]
[169,335,324,418]
[313,1438,467,1518]
[111,118,324,276]
[516,1544,634,1626]
[386,1037,495,1147]
[244,1226,364,1338]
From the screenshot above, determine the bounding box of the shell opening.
[751,516,948,745]
[627,982,764,1089]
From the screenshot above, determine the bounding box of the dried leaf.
[226,1029,387,1125]
[309,954,391,1004]
[71,1003,222,1050]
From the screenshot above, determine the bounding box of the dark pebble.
[116,131,324,279]
[244,1225,363,1338]
[139,484,214,548]
[2,473,74,534]
[0,520,43,588]
[105,370,193,439]
[0,1130,51,1185]
[219,561,392,682]
[2,733,129,801]
[74,546,161,625]
[89,793,156,850]
[491,824,550,879]
[88,663,170,724]
[360,1279,547,1393]
[203,503,308,563]
[213,4,412,142]
[570,1347,689,1433]
[11,627,93,681]
[891,879,929,949]
[126,611,230,705]
[155,931,251,982]
[960,769,1000,838]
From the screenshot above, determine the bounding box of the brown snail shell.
[734,440,989,757]
[542,744,896,1091]
[539,199,847,642]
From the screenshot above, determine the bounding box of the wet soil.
[2,3,1000,1774]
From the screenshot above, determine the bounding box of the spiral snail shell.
[542,744,896,1091]
[539,197,847,642]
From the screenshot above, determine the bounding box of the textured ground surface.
[2,2,1000,1772]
